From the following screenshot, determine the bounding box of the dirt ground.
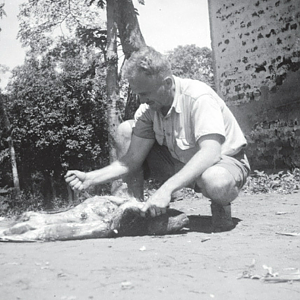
[0,192,299,300]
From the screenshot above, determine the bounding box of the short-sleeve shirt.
[133,76,247,164]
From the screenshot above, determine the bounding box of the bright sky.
[0,0,211,89]
[133,0,211,53]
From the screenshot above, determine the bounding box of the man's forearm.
[86,160,130,186]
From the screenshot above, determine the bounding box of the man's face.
[129,73,173,112]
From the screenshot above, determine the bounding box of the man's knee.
[196,166,239,205]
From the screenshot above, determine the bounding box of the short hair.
[122,46,172,82]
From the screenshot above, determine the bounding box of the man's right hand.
[65,170,88,191]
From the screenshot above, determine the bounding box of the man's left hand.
[140,190,171,218]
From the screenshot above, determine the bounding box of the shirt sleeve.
[132,104,156,139]
[191,95,226,143]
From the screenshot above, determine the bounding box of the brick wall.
[208,0,300,171]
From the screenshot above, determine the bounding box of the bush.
[0,190,45,217]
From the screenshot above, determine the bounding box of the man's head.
[122,46,175,114]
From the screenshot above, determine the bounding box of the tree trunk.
[115,0,146,120]
[115,0,146,58]
[42,171,54,210]
[106,0,121,164]
[124,87,140,120]
[0,95,20,193]
[105,0,146,152]
[106,0,146,195]
[7,137,20,193]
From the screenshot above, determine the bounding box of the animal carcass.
[0,196,189,242]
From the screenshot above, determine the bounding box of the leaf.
[0,148,10,163]
[85,0,106,8]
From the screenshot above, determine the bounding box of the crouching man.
[65,46,250,232]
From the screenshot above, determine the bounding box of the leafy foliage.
[0,149,9,164]
[243,169,300,194]
[0,64,9,75]
[77,27,107,48]
[0,3,6,16]
[167,45,215,89]
[1,0,132,209]
[4,37,109,203]
[0,2,6,32]
[76,26,107,59]
[18,0,106,54]
[0,190,44,217]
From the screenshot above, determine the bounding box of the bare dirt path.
[0,193,299,300]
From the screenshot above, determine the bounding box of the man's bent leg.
[145,144,181,183]
[197,165,240,205]
[145,143,185,201]
[112,120,145,201]
[114,123,184,201]
[196,154,249,232]
[196,166,238,231]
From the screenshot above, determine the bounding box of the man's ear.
[163,76,173,90]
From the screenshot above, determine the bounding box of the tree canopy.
[1,0,145,208]
[18,0,106,54]
[168,44,215,89]
[2,35,110,205]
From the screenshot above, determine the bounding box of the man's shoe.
[210,202,234,232]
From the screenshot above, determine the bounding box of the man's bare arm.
[65,135,155,191]
[161,134,222,193]
[140,134,223,216]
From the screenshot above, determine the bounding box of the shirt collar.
[170,76,182,114]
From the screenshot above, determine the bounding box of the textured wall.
[208,0,300,171]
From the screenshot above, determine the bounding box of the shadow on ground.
[186,215,242,233]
